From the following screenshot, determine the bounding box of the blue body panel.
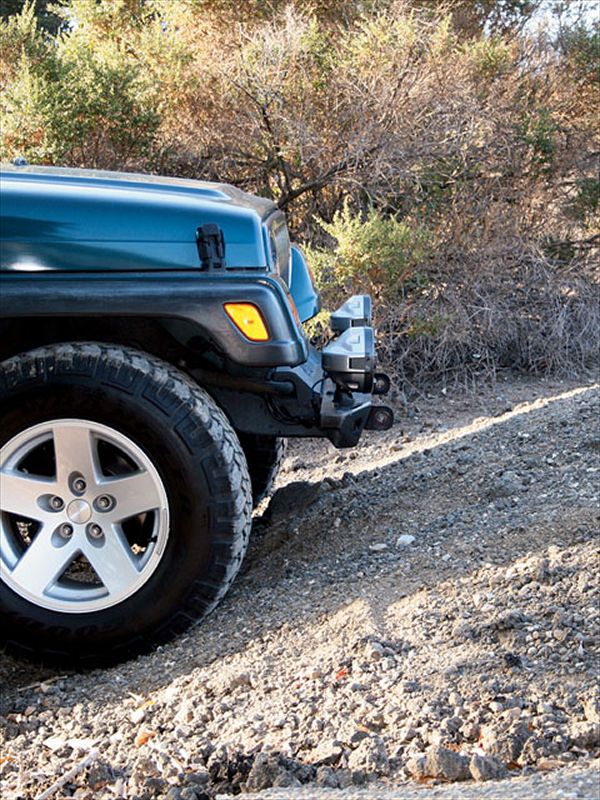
[0,164,320,323]
[290,245,321,322]
[0,165,275,272]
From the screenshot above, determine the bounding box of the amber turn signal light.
[223,302,269,341]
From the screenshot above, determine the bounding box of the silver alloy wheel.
[0,419,169,613]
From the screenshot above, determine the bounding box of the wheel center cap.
[67,499,92,524]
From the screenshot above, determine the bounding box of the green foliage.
[567,179,600,225]
[0,0,161,165]
[0,0,63,34]
[308,204,431,301]
[466,37,512,80]
[423,0,542,37]
[0,0,48,64]
[412,156,476,218]
[559,21,600,84]
[480,0,540,32]
[516,107,558,171]
[404,315,447,340]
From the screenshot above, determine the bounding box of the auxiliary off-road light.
[322,326,375,393]
[330,295,372,333]
[224,303,269,341]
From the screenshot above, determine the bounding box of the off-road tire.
[238,433,287,506]
[0,343,252,667]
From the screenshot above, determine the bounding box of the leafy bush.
[1,1,161,167]
[567,179,600,226]
[309,204,431,300]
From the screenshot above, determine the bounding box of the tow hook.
[373,373,390,395]
[366,405,394,431]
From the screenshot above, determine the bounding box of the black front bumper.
[206,294,393,448]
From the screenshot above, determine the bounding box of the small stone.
[569,722,600,749]
[503,652,522,668]
[488,470,524,498]
[369,543,388,552]
[347,735,389,775]
[538,758,565,770]
[396,534,416,547]
[130,708,146,725]
[488,701,504,713]
[310,740,343,765]
[469,753,508,781]
[245,753,299,791]
[460,722,480,740]
[452,622,476,640]
[402,680,420,693]
[408,745,470,781]
[315,765,339,788]
[518,734,561,765]
[162,685,179,704]
[174,699,194,724]
[336,768,353,789]
[441,716,463,733]
[228,672,253,691]
[583,695,600,724]
[405,754,426,777]
[365,641,385,661]
[398,726,418,742]
[480,720,531,762]
[505,707,522,722]
[350,730,370,746]
[43,736,67,752]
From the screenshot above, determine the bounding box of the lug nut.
[73,478,86,493]
[96,495,112,511]
[88,523,103,539]
[60,523,73,538]
[50,496,64,511]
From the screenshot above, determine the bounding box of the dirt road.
[1,375,598,799]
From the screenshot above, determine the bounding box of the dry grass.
[375,253,599,391]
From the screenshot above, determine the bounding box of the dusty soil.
[1,373,599,800]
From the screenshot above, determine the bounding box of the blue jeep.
[0,164,392,665]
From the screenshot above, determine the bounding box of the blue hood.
[0,165,280,273]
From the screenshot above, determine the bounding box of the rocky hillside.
[1,376,598,799]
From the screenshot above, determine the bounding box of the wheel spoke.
[9,526,78,597]
[53,425,100,488]
[104,470,164,522]
[82,526,140,597]
[0,470,56,519]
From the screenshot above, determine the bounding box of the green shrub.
[308,204,431,303]
[0,0,161,166]
[567,178,600,225]
[559,21,600,84]
[516,106,558,172]
[466,37,512,81]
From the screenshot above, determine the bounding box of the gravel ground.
[1,374,599,800]
[234,759,600,799]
